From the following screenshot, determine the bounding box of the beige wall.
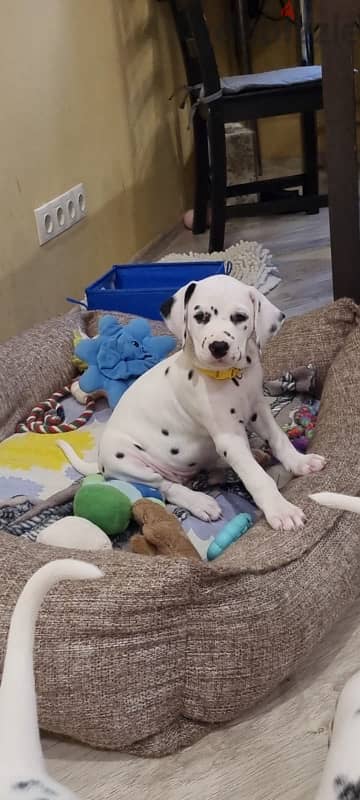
[0,0,191,341]
[1,0,352,342]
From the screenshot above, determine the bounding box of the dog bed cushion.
[0,298,359,757]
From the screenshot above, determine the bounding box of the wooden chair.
[165,0,327,252]
[320,0,360,301]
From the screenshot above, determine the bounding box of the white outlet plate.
[34,182,87,245]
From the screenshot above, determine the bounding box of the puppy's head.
[160,275,285,368]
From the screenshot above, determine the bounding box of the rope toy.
[16,386,95,434]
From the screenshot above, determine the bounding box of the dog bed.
[0,298,359,757]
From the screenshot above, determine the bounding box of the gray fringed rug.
[159,240,281,295]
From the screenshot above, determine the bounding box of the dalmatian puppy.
[60,275,325,530]
[314,668,360,800]
[0,559,102,799]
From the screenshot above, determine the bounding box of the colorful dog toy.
[16,386,95,434]
[72,315,175,409]
[73,474,165,538]
[283,402,319,453]
[207,513,253,560]
[74,475,132,537]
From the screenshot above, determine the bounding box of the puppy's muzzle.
[208,340,229,359]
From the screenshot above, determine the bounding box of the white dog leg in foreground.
[0,559,102,799]
[310,492,360,514]
[315,672,360,799]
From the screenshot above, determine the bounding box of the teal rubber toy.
[207,513,253,561]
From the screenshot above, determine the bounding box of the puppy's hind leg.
[160,481,222,522]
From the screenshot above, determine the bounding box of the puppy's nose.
[209,340,229,359]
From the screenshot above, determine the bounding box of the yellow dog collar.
[197,366,243,381]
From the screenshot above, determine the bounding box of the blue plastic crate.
[84,261,229,320]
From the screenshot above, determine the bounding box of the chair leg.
[301,111,319,214]
[207,105,227,252]
[192,113,210,235]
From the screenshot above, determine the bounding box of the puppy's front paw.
[189,493,222,522]
[264,496,305,531]
[286,452,326,476]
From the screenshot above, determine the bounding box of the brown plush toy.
[129,499,201,560]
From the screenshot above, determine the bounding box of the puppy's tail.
[310,491,360,514]
[0,559,102,773]
[57,440,99,475]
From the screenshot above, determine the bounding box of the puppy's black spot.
[223,450,227,458]
[165,366,170,376]
[270,323,277,333]
[160,295,175,319]
[101,466,105,473]
[184,282,196,306]
[188,370,193,380]
[14,781,56,795]
[232,377,239,386]
[334,775,360,800]
[230,408,236,414]
[135,444,145,451]
[265,439,270,447]
[116,452,124,459]
[258,300,261,312]
[194,305,200,310]
[279,312,286,321]
[244,325,248,330]
[189,462,197,467]
[239,419,244,424]
[161,429,169,436]
[251,413,257,422]
[246,355,252,364]
[230,312,248,325]
[184,330,187,340]
[171,448,179,455]
[214,308,218,315]
[224,330,235,340]
[194,311,211,324]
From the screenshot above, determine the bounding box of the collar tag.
[197,366,242,381]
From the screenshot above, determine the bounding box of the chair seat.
[221,65,322,95]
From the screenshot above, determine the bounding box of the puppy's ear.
[160,282,197,344]
[249,288,285,351]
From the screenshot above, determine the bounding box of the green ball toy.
[74,482,131,537]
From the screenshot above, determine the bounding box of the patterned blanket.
[0,367,319,557]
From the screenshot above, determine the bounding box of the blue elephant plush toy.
[75,315,175,409]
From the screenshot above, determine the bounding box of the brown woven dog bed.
[0,298,359,757]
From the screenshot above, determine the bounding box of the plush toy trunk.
[84,261,228,319]
[0,300,359,758]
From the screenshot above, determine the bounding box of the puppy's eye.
[230,312,249,325]
[194,311,204,323]
[132,341,140,347]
